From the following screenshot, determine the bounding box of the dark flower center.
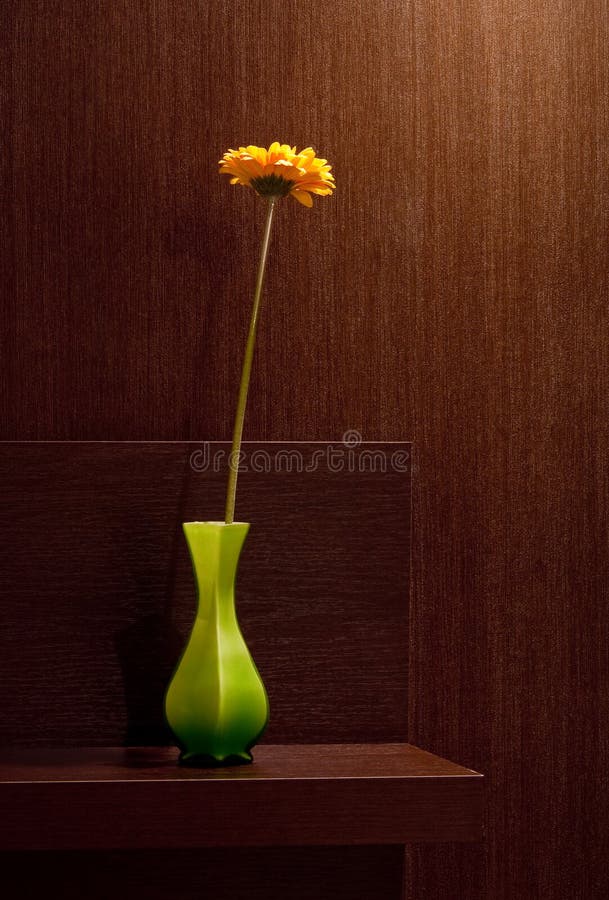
[251,174,295,198]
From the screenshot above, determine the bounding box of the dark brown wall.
[0,441,411,749]
[2,2,608,899]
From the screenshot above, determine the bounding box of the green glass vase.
[164,521,269,766]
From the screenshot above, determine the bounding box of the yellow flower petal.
[291,189,314,207]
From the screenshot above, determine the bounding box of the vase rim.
[183,520,249,527]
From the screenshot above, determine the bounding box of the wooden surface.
[0,744,483,850]
[2,1,608,898]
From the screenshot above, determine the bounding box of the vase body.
[164,521,269,766]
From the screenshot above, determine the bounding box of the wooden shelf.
[0,743,483,850]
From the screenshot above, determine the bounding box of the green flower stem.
[224,196,277,525]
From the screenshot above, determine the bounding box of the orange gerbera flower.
[219,142,335,207]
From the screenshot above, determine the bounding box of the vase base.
[178,750,254,768]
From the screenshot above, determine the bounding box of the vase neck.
[182,522,249,616]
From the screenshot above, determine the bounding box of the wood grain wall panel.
[0,442,410,747]
[2,1,609,898]
[1,846,405,900]
[407,2,609,899]
[1,0,415,443]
